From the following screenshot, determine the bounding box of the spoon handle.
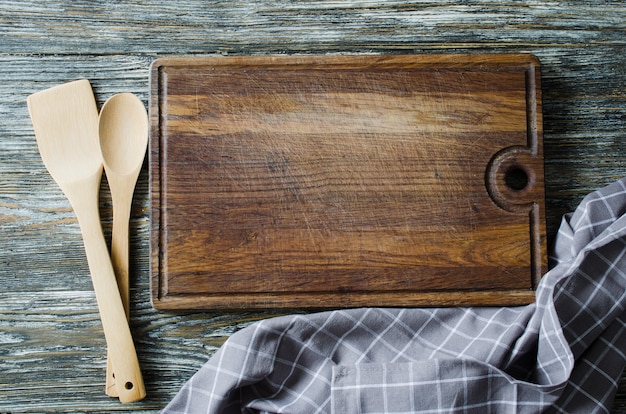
[66,175,146,403]
[111,199,132,314]
[105,181,133,397]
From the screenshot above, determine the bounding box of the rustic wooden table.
[1,1,625,412]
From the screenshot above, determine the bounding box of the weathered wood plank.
[1,0,625,411]
[1,1,625,54]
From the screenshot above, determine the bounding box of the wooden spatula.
[27,79,145,403]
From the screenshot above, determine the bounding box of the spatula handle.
[67,177,146,403]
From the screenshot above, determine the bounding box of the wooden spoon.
[27,80,146,403]
[98,93,148,397]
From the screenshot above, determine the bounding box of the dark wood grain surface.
[152,54,546,310]
[1,1,625,412]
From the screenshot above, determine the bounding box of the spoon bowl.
[99,93,149,176]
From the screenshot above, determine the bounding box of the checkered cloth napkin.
[163,178,626,413]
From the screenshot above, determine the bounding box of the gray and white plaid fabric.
[163,177,626,413]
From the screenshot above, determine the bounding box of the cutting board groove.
[150,54,546,310]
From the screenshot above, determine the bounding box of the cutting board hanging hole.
[505,167,530,191]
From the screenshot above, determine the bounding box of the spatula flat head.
[27,79,101,184]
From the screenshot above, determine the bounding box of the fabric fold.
[163,177,626,413]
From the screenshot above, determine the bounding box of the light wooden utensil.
[98,93,148,397]
[27,80,146,403]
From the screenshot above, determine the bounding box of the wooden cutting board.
[149,54,546,310]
